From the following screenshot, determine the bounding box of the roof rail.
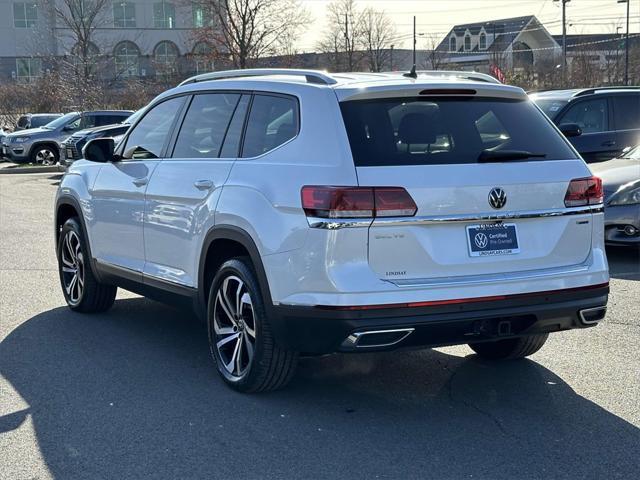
[179,69,337,86]
[574,86,640,97]
[414,70,501,84]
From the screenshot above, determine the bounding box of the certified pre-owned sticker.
[466,223,520,257]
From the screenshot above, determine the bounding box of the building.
[0,0,215,82]
[435,15,561,74]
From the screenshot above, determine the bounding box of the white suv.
[55,69,609,392]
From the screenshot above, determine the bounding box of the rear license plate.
[65,147,73,159]
[467,223,520,257]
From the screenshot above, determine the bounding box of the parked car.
[60,110,143,167]
[55,69,609,393]
[530,87,640,163]
[590,145,640,246]
[15,113,63,131]
[2,110,133,165]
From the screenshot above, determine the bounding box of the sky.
[297,0,640,51]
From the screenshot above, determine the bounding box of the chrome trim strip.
[308,205,603,229]
[343,328,415,349]
[386,262,591,288]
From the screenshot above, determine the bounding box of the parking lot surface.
[1,172,639,480]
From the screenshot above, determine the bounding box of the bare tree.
[192,0,309,69]
[317,0,364,72]
[53,0,111,80]
[423,33,447,70]
[360,8,394,72]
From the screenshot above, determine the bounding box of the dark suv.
[530,87,640,163]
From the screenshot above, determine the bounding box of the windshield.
[44,112,79,129]
[532,98,568,120]
[621,145,640,160]
[124,109,143,125]
[340,97,578,166]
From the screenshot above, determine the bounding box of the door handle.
[194,179,214,190]
[601,140,616,147]
[132,177,148,187]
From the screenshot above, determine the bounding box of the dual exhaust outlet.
[341,306,606,349]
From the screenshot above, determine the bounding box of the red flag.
[490,64,506,83]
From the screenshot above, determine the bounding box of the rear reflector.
[301,186,417,219]
[564,176,603,207]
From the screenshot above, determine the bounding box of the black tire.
[31,145,59,165]
[207,257,298,393]
[469,334,549,360]
[57,217,117,313]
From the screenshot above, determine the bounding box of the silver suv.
[55,69,609,393]
[3,110,131,164]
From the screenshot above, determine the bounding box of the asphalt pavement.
[1,172,639,480]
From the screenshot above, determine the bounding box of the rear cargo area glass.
[340,97,578,166]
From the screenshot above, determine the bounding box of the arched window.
[464,34,471,51]
[71,42,100,77]
[192,42,214,74]
[153,1,176,28]
[114,41,140,78]
[449,36,456,52]
[154,41,179,77]
[479,32,487,50]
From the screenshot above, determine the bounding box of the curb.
[0,165,64,174]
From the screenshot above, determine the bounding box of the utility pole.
[618,0,630,85]
[390,44,394,71]
[554,0,571,87]
[344,13,349,71]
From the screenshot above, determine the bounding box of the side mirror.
[82,137,116,163]
[559,123,582,138]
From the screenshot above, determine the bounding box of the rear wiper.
[478,150,547,162]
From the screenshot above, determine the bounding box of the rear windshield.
[30,115,59,128]
[340,97,578,166]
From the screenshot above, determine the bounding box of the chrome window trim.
[307,205,603,229]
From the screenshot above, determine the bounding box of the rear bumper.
[269,284,609,354]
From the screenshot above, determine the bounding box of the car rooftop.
[530,86,640,99]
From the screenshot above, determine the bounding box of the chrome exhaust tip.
[342,328,414,349]
[579,306,607,325]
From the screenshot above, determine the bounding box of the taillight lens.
[564,176,603,207]
[301,186,417,219]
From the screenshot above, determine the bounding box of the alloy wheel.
[35,148,56,165]
[213,275,256,378]
[60,230,84,305]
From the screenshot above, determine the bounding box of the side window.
[172,93,240,159]
[80,115,97,129]
[241,94,298,158]
[220,95,250,158]
[124,96,184,159]
[65,117,81,131]
[612,95,640,130]
[559,98,608,134]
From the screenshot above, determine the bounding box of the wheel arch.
[30,140,60,160]
[198,226,274,315]
[55,195,99,278]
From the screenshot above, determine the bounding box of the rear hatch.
[339,90,596,282]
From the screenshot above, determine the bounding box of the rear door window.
[172,93,240,159]
[558,98,608,134]
[241,94,298,158]
[612,95,640,130]
[340,97,578,166]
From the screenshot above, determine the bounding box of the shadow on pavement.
[1,298,638,479]
[607,246,640,280]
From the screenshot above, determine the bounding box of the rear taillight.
[564,176,604,207]
[301,186,417,219]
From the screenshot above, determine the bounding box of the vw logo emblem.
[474,232,488,249]
[488,187,507,209]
